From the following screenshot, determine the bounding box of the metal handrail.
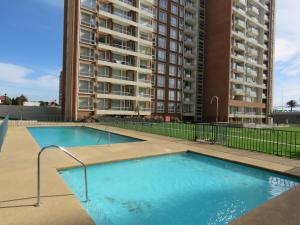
[35,145,89,207]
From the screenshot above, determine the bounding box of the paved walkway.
[0,124,299,225]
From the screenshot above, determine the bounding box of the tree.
[286,100,297,112]
[134,104,141,118]
[3,96,12,105]
[16,94,28,106]
[39,101,49,106]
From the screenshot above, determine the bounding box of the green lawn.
[275,126,300,132]
[101,122,300,159]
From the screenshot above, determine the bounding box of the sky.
[0,0,299,106]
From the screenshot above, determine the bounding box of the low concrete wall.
[0,105,62,121]
[272,112,300,125]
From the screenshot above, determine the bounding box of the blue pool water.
[59,152,299,225]
[60,153,300,225]
[27,126,143,148]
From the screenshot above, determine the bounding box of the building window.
[157,89,165,100]
[169,78,176,88]
[159,10,167,21]
[171,4,178,15]
[158,49,166,61]
[169,90,175,101]
[79,63,94,77]
[157,102,164,113]
[177,91,181,101]
[159,23,166,35]
[159,0,167,9]
[96,99,109,110]
[170,28,177,39]
[79,80,94,93]
[158,36,166,48]
[170,40,177,51]
[158,62,166,74]
[169,53,177,64]
[169,65,176,75]
[78,97,93,110]
[81,0,96,10]
[170,16,178,27]
[168,102,175,113]
[157,75,165,87]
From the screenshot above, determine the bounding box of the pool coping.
[0,123,300,225]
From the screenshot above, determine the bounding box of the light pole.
[210,96,219,123]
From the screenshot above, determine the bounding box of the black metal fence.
[0,116,8,152]
[100,120,300,159]
[195,123,300,159]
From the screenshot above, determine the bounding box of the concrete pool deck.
[0,124,299,225]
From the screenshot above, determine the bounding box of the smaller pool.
[28,126,143,148]
[59,152,299,225]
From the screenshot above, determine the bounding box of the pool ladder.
[34,145,89,207]
[96,126,111,146]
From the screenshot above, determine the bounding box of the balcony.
[185,15,195,24]
[140,4,153,15]
[99,23,135,36]
[233,42,246,51]
[233,88,244,95]
[185,1,195,12]
[184,39,195,47]
[183,74,193,81]
[183,87,193,93]
[111,91,135,96]
[248,6,259,16]
[247,48,258,57]
[118,0,134,6]
[231,75,244,82]
[247,27,259,37]
[235,0,246,7]
[97,58,138,71]
[233,53,245,61]
[234,20,246,29]
[246,91,257,97]
[246,69,257,77]
[99,7,136,25]
[81,0,97,11]
[80,53,95,61]
[81,18,96,28]
[232,66,244,74]
[140,33,152,42]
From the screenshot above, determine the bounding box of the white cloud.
[0,62,59,101]
[275,38,300,63]
[273,0,300,106]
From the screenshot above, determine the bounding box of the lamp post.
[210,96,219,123]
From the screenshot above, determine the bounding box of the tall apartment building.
[61,0,275,124]
[61,0,154,120]
[151,0,205,122]
[203,0,275,124]
[151,0,184,119]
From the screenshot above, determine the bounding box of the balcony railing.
[80,54,95,61]
[138,92,150,98]
[111,91,135,96]
[140,33,152,41]
[138,78,151,83]
[118,0,134,6]
[79,71,95,77]
[81,1,97,11]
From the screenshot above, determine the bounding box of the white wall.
[0,105,62,121]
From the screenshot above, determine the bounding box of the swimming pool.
[59,152,299,225]
[28,126,143,148]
